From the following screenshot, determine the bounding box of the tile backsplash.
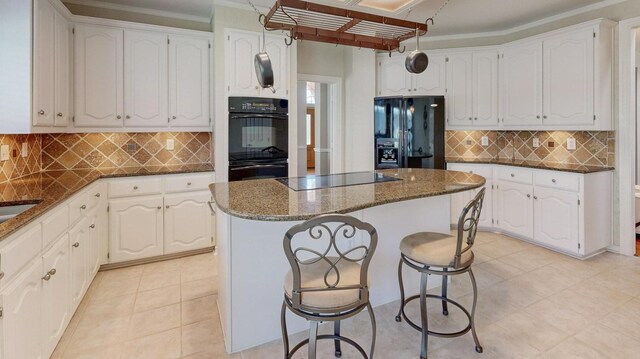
[446,130,615,167]
[0,134,42,183]
[0,132,212,183]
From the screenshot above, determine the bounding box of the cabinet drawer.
[69,192,91,225]
[42,204,69,248]
[534,171,580,192]
[497,166,533,184]
[108,178,163,198]
[0,225,42,285]
[448,163,493,179]
[86,181,107,209]
[164,173,214,193]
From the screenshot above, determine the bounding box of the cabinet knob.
[527,194,531,198]
[468,117,472,121]
[543,115,547,119]
[414,88,417,91]
[0,272,4,280]
[95,193,101,198]
[469,171,473,174]
[90,224,96,229]
[510,173,515,177]
[80,204,87,210]
[42,274,51,281]
[551,179,556,183]
[255,86,259,90]
[126,115,131,119]
[172,116,176,120]
[38,110,45,115]
[133,186,139,190]
[408,89,412,92]
[117,115,122,119]
[48,268,56,276]
[474,117,478,121]
[536,115,540,119]
[534,196,538,200]
[57,113,64,117]
[166,205,170,209]
[187,182,192,186]
[157,206,162,210]
[73,242,80,248]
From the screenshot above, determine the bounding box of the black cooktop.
[277,172,402,191]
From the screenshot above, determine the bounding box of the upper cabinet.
[445,52,473,126]
[376,52,446,97]
[226,29,290,99]
[75,24,212,131]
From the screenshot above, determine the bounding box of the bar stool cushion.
[284,256,364,309]
[400,232,473,268]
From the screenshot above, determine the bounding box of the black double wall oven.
[228,97,289,181]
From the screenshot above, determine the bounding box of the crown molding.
[62,0,212,24]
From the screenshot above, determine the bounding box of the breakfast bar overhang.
[210,169,485,353]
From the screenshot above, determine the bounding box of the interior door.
[109,196,164,263]
[124,30,168,127]
[446,52,473,126]
[497,181,534,238]
[533,187,579,253]
[473,50,499,126]
[53,11,70,127]
[169,35,210,127]
[500,41,543,126]
[74,24,124,127]
[41,235,71,358]
[33,0,55,127]
[227,31,260,96]
[306,108,316,170]
[164,192,212,254]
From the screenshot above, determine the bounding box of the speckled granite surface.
[445,157,614,174]
[210,168,485,221]
[0,164,214,241]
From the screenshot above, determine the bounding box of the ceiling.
[65,0,618,36]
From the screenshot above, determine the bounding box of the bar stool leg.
[308,321,319,359]
[281,301,290,359]
[367,302,377,359]
[441,268,449,316]
[419,272,430,359]
[468,269,483,354]
[395,258,405,322]
[334,321,342,357]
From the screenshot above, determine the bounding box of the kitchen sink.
[0,204,38,224]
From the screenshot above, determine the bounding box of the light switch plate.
[0,145,9,161]
[532,137,540,148]
[166,139,175,151]
[481,136,489,147]
[567,138,577,151]
[21,143,28,158]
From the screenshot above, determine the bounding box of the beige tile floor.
[52,231,640,358]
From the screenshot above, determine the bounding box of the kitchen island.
[209,168,485,353]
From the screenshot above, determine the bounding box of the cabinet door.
[412,53,446,95]
[497,181,533,238]
[54,11,70,127]
[109,196,164,263]
[500,41,543,126]
[41,235,71,358]
[33,0,56,127]
[69,217,89,311]
[377,55,411,97]
[263,34,289,98]
[227,32,260,96]
[446,53,473,126]
[124,30,168,127]
[164,192,212,254]
[533,187,579,253]
[87,210,103,276]
[473,50,499,126]
[169,35,210,127]
[2,260,43,359]
[74,24,124,127]
[543,29,594,125]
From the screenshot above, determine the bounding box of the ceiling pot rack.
[262,0,430,53]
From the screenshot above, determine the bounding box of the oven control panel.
[229,97,288,114]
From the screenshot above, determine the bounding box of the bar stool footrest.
[398,294,473,338]
[287,334,368,359]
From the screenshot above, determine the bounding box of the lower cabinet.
[533,186,579,253]
[42,235,71,358]
[164,191,213,254]
[497,181,534,238]
[69,217,90,312]
[109,196,164,263]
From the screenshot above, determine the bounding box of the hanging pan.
[405,28,429,74]
[255,14,276,93]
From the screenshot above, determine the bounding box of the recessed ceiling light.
[357,0,422,13]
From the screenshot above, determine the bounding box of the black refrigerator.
[374,96,446,170]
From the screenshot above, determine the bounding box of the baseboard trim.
[99,246,215,271]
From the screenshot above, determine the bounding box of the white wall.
[297,42,344,77]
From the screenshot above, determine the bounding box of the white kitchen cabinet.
[41,235,71,358]
[497,181,534,238]
[69,217,89,312]
[32,0,56,127]
[124,30,168,127]
[413,53,447,95]
[533,187,579,253]
[472,50,499,126]
[109,196,164,262]
[377,54,411,97]
[448,163,493,228]
[446,52,473,126]
[543,28,594,126]
[500,41,543,126]
[164,191,213,254]
[169,35,211,127]
[74,24,124,127]
[2,260,43,359]
[53,11,71,127]
[87,209,103,276]
[263,35,289,98]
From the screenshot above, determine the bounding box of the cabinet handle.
[73,242,80,248]
[90,224,96,229]
[95,193,101,198]
[38,110,45,115]
[157,206,162,210]
[133,186,139,190]
[187,182,192,186]
[534,196,538,200]
[166,205,170,209]
[510,173,515,177]
[468,117,472,121]
[172,116,177,120]
[408,89,412,92]
[527,194,531,198]
[543,115,547,119]
[42,274,51,281]
[80,204,87,210]
[126,115,131,119]
[48,268,56,276]
[57,112,63,117]
[414,88,417,91]
[474,117,478,121]
[536,115,540,119]
[551,179,556,183]
[117,115,122,119]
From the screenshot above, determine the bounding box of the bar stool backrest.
[453,188,486,269]
[283,214,378,313]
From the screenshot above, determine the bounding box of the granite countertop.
[0,163,214,241]
[445,157,614,174]
[210,168,485,221]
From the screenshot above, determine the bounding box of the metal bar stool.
[281,214,378,359]
[395,188,485,359]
